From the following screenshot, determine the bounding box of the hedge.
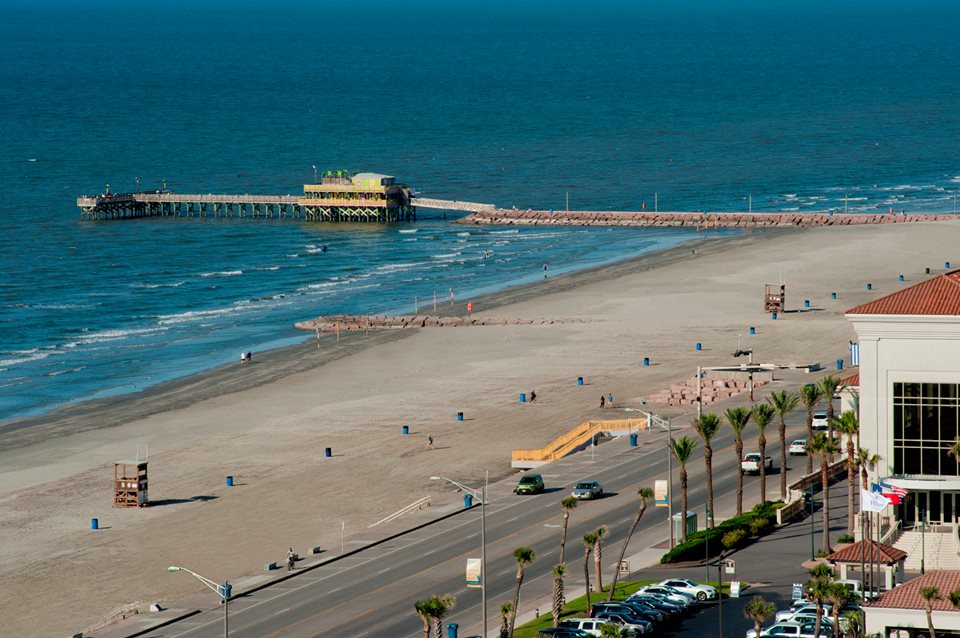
[660,501,784,563]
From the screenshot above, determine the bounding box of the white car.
[559,617,615,636]
[776,603,825,622]
[634,585,697,607]
[812,411,829,430]
[741,453,774,475]
[746,621,833,638]
[788,439,807,455]
[657,578,717,601]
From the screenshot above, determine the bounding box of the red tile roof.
[847,270,960,315]
[839,372,860,387]
[826,540,906,565]
[867,571,960,610]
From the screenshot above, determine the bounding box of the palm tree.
[809,433,841,552]
[806,578,834,638]
[818,375,843,441]
[843,609,865,638]
[827,582,856,638]
[599,624,626,638]
[799,384,824,474]
[833,410,860,533]
[725,407,752,515]
[552,564,566,627]
[948,588,960,610]
[857,447,880,491]
[507,547,535,638]
[752,403,776,504]
[429,595,456,638]
[498,602,512,638]
[582,531,597,610]
[769,390,800,500]
[414,598,434,638]
[559,496,578,565]
[593,526,607,593]
[609,487,654,600]
[919,585,942,638]
[743,595,775,638]
[948,436,960,467]
[670,436,698,542]
[694,413,721,527]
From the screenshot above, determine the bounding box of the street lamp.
[168,565,230,637]
[431,473,487,636]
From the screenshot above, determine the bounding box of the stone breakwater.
[295,314,585,333]
[459,209,960,228]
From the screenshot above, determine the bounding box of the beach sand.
[1,221,958,637]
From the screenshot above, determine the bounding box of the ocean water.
[1,1,958,420]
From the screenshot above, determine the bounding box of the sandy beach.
[2,221,959,637]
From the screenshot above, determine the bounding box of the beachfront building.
[299,171,414,222]
[847,270,960,529]
[864,570,960,637]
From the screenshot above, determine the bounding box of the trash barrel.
[630,433,638,447]
[947,262,952,269]
[771,312,778,320]
[804,299,810,308]
[325,447,332,457]
[447,623,459,638]
[831,292,837,299]
[926,267,931,274]
[402,425,409,435]
[519,393,526,403]
[226,475,234,487]
[457,412,464,421]
[837,359,844,371]
[91,518,99,530]
[695,342,702,351]
[643,357,650,366]
[577,376,584,385]
[749,326,756,335]
[867,283,873,290]
[899,274,904,282]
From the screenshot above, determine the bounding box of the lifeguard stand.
[114,461,149,508]
[764,283,785,313]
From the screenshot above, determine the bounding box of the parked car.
[514,473,544,495]
[775,603,825,622]
[625,594,683,617]
[788,439,807,455]
[572,480,604,500]
[591,601,663,625]
[634,585,698,607]
[629,591,692,613]
[741,452,774,475]
[593,610,651,635]
[658,578,718,601]
[538,628,592,638]
[559,617,615,636]
[812,411,829,430]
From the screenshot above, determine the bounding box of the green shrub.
[659,500,785,564]
[749,517,771,536]
[722,529,748,549]
[816,548,832,558]
[837,533,855,544]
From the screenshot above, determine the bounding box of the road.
[101,398,839,638]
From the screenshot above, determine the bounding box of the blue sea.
[1,0,959,420]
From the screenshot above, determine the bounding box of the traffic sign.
[724,559,735,575]
[792,583,804,600]
[618,560,630,576]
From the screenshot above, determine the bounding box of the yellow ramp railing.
[512,418,648,463]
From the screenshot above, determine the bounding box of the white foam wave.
[73,327,167,345]
[372,262,430,274]
[456,232,471,237]
[0,349,53,367]
[489,229,519,234]
[157,307,238,325]
[131,281,187,289]
[432,252,462,259]
[257,265,281,271]
[198,270,243,278]
[399,229,419,234]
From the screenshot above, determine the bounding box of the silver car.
[571,480,604,500]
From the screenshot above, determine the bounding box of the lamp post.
[168,566,229,637]
[431,473,487,636]
[808,485,815,561]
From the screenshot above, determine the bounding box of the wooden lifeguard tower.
[764,283,785,313]
[114,461,149,508]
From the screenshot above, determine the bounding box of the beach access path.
[1,221,958,637]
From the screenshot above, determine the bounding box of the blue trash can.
[867,283,873,290]
[577,376,584,385]
[926,267,931,274]
[325,447,332,457]
[402,425,409,435]
[804,299,810,308]
[643,357,650,366]
[749,326,756,335]
[695,342,702,351]
[836,359,844,371]
[447,623,459,638]
[771,312,778,320]
[91,518,99,530]
[899,274,905,282]
[947,261,952,269]
[457,412,464,421]
[831,292,837,299]
[629,433,638,447]
[519,393,526,403]
[226,475,234,487]
[463,494,473,508]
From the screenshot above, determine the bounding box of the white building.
[865,570,960,637]
[847,271,960,528]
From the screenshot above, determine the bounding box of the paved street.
[95,382,850,638]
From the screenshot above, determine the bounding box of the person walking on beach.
[427,435,434,450]
[599,395,605,409]
[246,351,253,363]
[607,393,614,407]
[240,352,248,364]
[287,547,296,571]
[529,390,536,403]
[543,263,549,278]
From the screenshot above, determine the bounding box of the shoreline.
[0,227,773,451]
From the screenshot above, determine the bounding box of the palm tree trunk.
[420,616,431,638]
[926,606,937,638]
[705,446,715,527]
[552,575,563,627]
[432,617,443,637]
[832,604,841,638]
[583,549,593,610]
[609,509,643,600]
[806,410,814,475]
[759,433,767,503]
[779,418,788,500]
[593,538,603,593]
[814,603,823,638]
[821,454,831,552]
[680,468,689,543]
[847,440,856,534]
[735,438,743,516]
[827,403,835,444]
[559,512,569,565]
[508,568,524,638]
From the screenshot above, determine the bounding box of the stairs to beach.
[895,528,960,570]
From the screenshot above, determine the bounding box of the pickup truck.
[741,453,773,475]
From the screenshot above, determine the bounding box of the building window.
[893,382,960,477]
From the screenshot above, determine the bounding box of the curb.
[112,609,202,638]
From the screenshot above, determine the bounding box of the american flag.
[879,480,909,497]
